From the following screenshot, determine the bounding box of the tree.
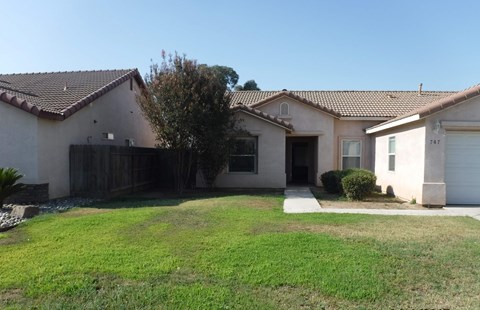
[138,52,237,192]
[209,65,239,90]
[234,79,261,91]
[0,168,25,209]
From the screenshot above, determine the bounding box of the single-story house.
[0,69,156,201]
[3,68,479,206]
[209,84,480,206]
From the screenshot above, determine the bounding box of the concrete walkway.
[283,187,321,213]
[283,187,480,220]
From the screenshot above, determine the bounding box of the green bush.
[0,167,25,208]
[320,169,354,194]
[341,169,377,201]
[320,170,340,193]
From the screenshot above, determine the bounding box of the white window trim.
[340,139,362,170]
[228,137,258,174]
[388,136,396,172]
[102,132,115,140]
[279,102,289,116]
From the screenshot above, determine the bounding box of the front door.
[292,142,309,183]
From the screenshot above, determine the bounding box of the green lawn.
[1,193,480,309]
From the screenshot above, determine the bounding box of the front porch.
[286,136,318,185]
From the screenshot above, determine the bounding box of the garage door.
[445,131,480,204]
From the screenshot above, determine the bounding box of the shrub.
[320,169,354,194]
[0,167,25,208]
[341,169,377,201]
[320,170,341,193]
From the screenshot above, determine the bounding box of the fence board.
[70,145,178,198]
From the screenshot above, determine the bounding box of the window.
[102,132,114,140]
[280,102,289,116]
[341,139,361,169]
[229,137,257,173]
[388,136,396,171]
[125,138,135,147]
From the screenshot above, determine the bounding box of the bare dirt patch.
[0,288,26,304]
[61,208,114,217]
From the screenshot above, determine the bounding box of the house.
[366,84,480,205]
[0,69,156,201]
[209,85,480,206]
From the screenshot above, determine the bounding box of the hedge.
[341,169,377,200]
[320,168,377,200]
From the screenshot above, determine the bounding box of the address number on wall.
[430,139,440,145]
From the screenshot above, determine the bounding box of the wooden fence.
[70,145,177,198]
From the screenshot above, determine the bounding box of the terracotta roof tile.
[0,69,144,120]
[232,104,293,131]
[230,90,457,117]
[367,83,480,131]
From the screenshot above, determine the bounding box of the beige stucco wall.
[423,95,480,205]
[333,119,381,171]
[372,95,480,205]
[257,97,336,185]
[0,103,39,183]
[372,121,426,203]
[212,111,286,188]
[36,79,156,199]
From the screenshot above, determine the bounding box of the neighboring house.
[208,86,480,206]
[0,69,156,200]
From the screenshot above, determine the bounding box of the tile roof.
[248,91,341,118]
[366,83,480,131]
[232,104,293,131]
[230,90,457,117]
[0,69,143,120]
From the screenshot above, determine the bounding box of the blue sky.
[2,0,479,91]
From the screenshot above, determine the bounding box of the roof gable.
[232,104,293,131]
[0,69,144,120]
[247,91,341,118]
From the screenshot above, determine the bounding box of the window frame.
[340,139,362,170]
[228,137,258,174]
[388,136,396,172]
[279,102,289,116]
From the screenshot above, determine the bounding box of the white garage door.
[445,131,480,204]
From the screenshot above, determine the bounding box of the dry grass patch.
[280,216,479,242]
[59,208,114,217]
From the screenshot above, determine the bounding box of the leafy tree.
[234,79,261,91]
[0,168,25,209]
[139,52,238,192]
[209,65,239,90]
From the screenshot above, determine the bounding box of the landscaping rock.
[0,211,24,231]
[11,205,40,219]
[0,197,101,232]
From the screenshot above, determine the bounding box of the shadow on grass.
[83,188,284,210]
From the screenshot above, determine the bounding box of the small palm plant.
[0,168,25,209]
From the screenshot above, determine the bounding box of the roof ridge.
[232,104,293,130]
[0,69,143,120]
[233,90,457,93]
[366,83,480,132]
[293,90,458,93]
[59,69,140,118]
[0,68,137,76]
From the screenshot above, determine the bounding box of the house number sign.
[430,139,440,145]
